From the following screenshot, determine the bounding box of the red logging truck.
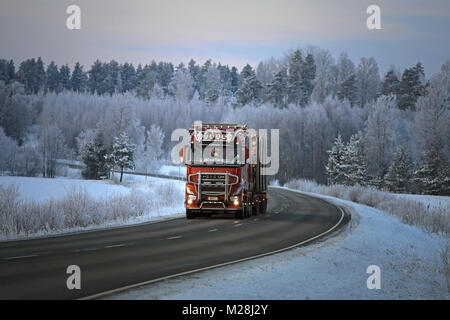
[181,123,267,219]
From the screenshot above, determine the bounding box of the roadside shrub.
[0,181,184,238]
[285,179,449,236]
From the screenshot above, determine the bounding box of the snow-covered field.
[109,187,449,300]
[0,174,185,241]
[0,176,130,202]
[393,193,450,210]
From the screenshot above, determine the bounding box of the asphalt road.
[0,187,348,300]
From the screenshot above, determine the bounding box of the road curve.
[0,187,349,300]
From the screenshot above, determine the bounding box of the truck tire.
[253,203,259,216]
[186,209,195,219]
[235,209,244,219]
[260,201,267,214]
[244,206,253,218]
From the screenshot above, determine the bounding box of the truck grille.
[188,172,239,202]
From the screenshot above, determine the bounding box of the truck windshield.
[189,141,244,166]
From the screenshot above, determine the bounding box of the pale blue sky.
[1,0,449,75]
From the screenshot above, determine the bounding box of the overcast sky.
[1,0,449,75]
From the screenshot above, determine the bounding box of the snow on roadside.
[109,187,449,300]
[393,193,450,210]
[0,176,130,202]
[0,175,185,241]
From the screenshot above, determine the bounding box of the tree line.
[0,48,427,109]
[0,47,448,195]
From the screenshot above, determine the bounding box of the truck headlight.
[231,196,240,206]
[187,195,196,204]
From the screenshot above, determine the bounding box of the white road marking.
[167,236,182,240]
[105,243,128,249]
[80,247,99,252]
[208,229,219,233]
[4,254,38,260]
[234,223,243,227]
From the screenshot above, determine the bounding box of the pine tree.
[120,63,137,92]
[287,50,304,106]
[381,70,400,96]
[71,62,87,92]
[236,64,262,106]
[267,68,287,108]
[337,74,357,105]
[412,143,450,195]
[384,147,411,193]
[59,64,71,91]
[205,65,221,104]
[398,62,426,110]
[341,133,367,186]
[301,53,316,105]
[88,59,103,94]
[108,132,135,183]
[45,61,60,93]
[81,130,108,180]
[325,134,345,185]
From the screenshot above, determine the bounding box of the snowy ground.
[393,193,450,210]
[0,173,185,241]
[109,187,449,300]
[0,176,130,202]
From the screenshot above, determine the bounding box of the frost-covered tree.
[384,147,411,193]
[381,69,401,96]
[341,132,367,186]
[413,72,449,162]
[135,125,165,176]
[0,127,19,174]
[204,66,221,104]
[81,130,109,180]
[169,69,194,102]
[311,49,334,103]
[108,132,135,183]
[325,134,345,185]
[355,57,380,107]
[412,143,450,195]
[38,123,66,178]
[236,64,262,106]
[364,95,397,180]
[267,68,287,107]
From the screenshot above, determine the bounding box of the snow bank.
[108,188,449,300]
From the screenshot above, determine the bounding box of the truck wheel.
[260,201,266,214]
[186,209,195,219]
[235,209,244,219]
[253,203,259,216]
